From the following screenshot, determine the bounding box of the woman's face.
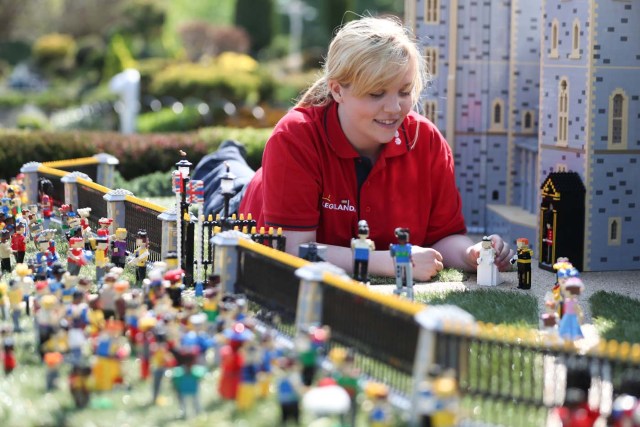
[331,63,415,157]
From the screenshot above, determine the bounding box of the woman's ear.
[328,80,342,103]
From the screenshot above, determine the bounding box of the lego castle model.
[406,0,639,271]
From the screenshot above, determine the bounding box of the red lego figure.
[219,322,254,400]
[11,222,27,264]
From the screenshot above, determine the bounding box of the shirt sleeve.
[261,113,323,230]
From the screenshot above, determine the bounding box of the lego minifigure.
[92,319,130,391]
[275,356,303,425]
[2,326,16,374]
[110,228,128,268]
[219,321,254,400]
[510,237,533,290]
[66,290,89,365]
[164,269,185,309]
[558,277,584,341]
[97,217,113,239]
[128,230,149,286]
[0,229,13,275]
[66,236,88,276]
[236,338,262,410]
[69,364,92,408]
[390,227,414,300]
[365,382,393,427]
[351,219,375,283]
[7,279,23,332]
[171,349,207,418]
[330,347,361,427]
[36,294,61,359]
[44,351,64,391]
[476,236,501,286]
[11,222,26,264]
[76,207,94,250]
[38,178,54,228]
[150,326,176,404]
[94,236,110,285]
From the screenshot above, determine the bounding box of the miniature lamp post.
[220,162,235,231]
[174,154,192,276]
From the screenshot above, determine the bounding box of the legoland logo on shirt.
[321,194,356,212]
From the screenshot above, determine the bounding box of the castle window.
[550,20,559,58]
[425,47,438,76]
[424,0,440,24]
[557,79,569,146]
[608,90,628,149]
[569,19,581,59]
[522,110,535,133]
[490,99,505,131]
[608,217,622,245]
[423,100,437,125]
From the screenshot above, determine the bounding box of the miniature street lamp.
[175,154,192,278]
[220,162,236,230]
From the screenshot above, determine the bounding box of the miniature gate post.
[61,172,91,210]
[20,162,41,206]
[211,230,250,295]
[103,189,132,233]
[293,262,346,334]
[93,153,119,188]
[410,306,475,426]
[158,207,178,264]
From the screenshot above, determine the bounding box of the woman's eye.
[370,93,384,98]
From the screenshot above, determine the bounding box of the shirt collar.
[324,101,409,160]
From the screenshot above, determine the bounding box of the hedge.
[0,127,272,181]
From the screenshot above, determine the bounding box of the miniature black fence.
[123,198,164,263]
[235,245,302,325]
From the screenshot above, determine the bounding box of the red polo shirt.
[239,101,466,248]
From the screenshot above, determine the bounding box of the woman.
[237,16,512,280]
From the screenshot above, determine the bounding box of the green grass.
[417,288,539,328]
[590,290,640,343]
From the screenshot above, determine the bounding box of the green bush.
[137,105,204,133]
[113,169,172,197]
[16,112,50,130]
[149,53,274,105]
[32,33,77,73]
[0,127,271,181]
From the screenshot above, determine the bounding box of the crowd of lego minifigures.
[0,189,413,425]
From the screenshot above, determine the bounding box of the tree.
[235,0,274,56]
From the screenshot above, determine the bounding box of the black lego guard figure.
[510,238,533,290]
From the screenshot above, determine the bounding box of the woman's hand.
[411,246,444,281]
[467,234,514,272]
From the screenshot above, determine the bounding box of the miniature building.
[407,0,639,271]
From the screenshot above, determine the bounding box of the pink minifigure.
[558,277,584,341]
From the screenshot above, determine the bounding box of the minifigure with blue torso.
[390,227,414,300]
[351,219,375,283]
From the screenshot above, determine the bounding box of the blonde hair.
[297,16,428,108]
